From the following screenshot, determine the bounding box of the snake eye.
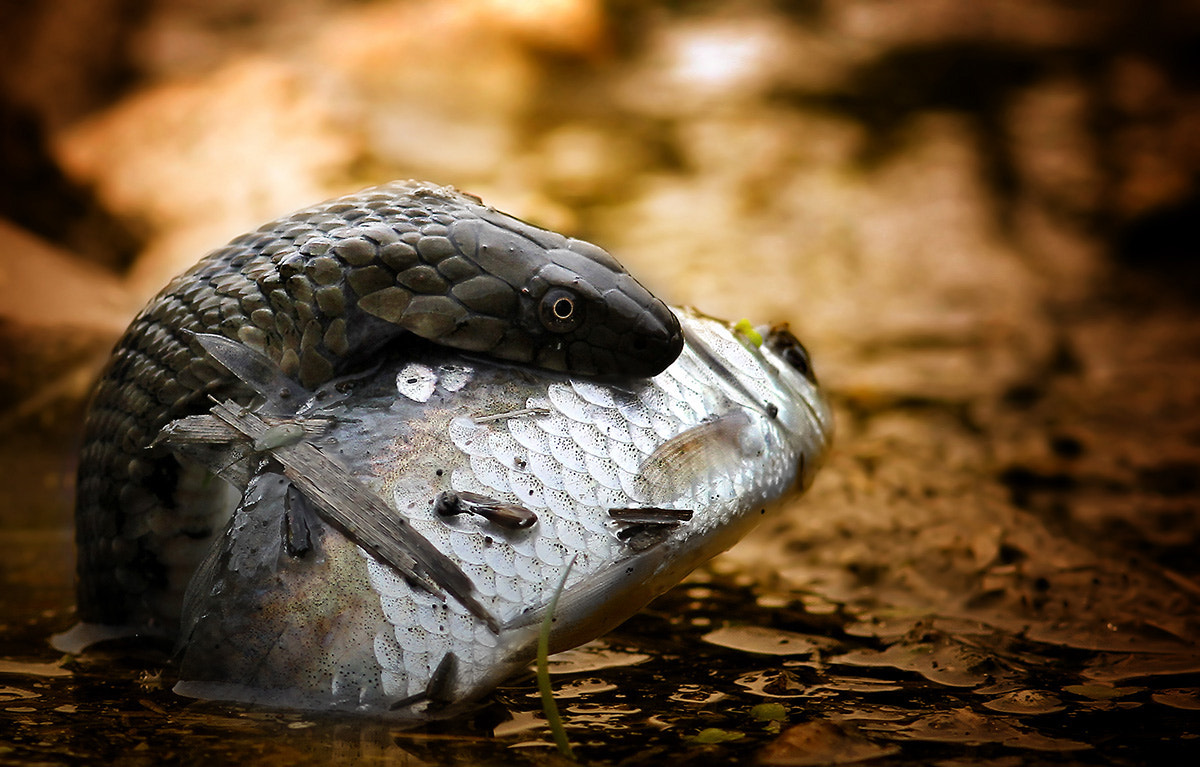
[539,288,583,333]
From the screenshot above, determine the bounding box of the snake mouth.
[542,323,683,379]
[618,304,685,378]
[618,340,684,378]
[533,301,683,379]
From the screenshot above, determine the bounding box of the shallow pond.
[2,426,1197,766]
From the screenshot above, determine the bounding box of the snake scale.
[75,180,683,628]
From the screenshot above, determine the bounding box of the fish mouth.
[740,318,835,464]
[781,361,835,481]
[533,307,684,378]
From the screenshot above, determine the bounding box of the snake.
[74,180,683,627]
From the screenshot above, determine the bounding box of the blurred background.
[1,0,1199,764]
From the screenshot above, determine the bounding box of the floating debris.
[0,685,39,703]
[735,669,814,699]
[1152,689,1200,711]
[758,720,900,766]
[0,659,71,678]
[1062,683,1145,701]
[833,640,1005,688]
[686,727,745,744]
[541,641,651,675]
[895,708,1090,752]
[525,677,617,700]
[1082,653,1200,684]
[668,685,728,706]
[701,625,841,656]
[750,702,788,722]
[981,689,1065,715]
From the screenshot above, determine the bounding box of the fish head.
[522,308,834,653]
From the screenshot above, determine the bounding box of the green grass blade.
[538,553,578,760]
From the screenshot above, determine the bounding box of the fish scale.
[525,450,565,491]
[610,441,645,474]
[148,308,832,717]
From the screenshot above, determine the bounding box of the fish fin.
[297,363,383,416]
[639,411,754,503]
[683,324,775,417]
[190,332,309,412]
[283,484,316,557]
[389,653,458,711]
[50,622,165,654]
[426,652,459,708]
[608,508,694,550]
[613,522,676,552]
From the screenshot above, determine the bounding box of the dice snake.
[74,180,683,627]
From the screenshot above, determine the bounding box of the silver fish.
[152,307,832,717]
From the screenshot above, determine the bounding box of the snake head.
[443,210,684,378]
[519,240,683,378]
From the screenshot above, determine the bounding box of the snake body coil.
[75,180,682,627]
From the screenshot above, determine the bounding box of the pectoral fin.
[283,484,316,557]
[639,410,756,504]
[191,332,309,413]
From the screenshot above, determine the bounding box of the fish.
[65,307,833,718]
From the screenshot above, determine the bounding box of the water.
[1,420,1197,766]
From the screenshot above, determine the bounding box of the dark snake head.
[438,209,684,378]
[518,238,684,378]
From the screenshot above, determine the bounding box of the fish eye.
[539,288,583,333]
[767,326,816,383]
[782,344,811,378]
